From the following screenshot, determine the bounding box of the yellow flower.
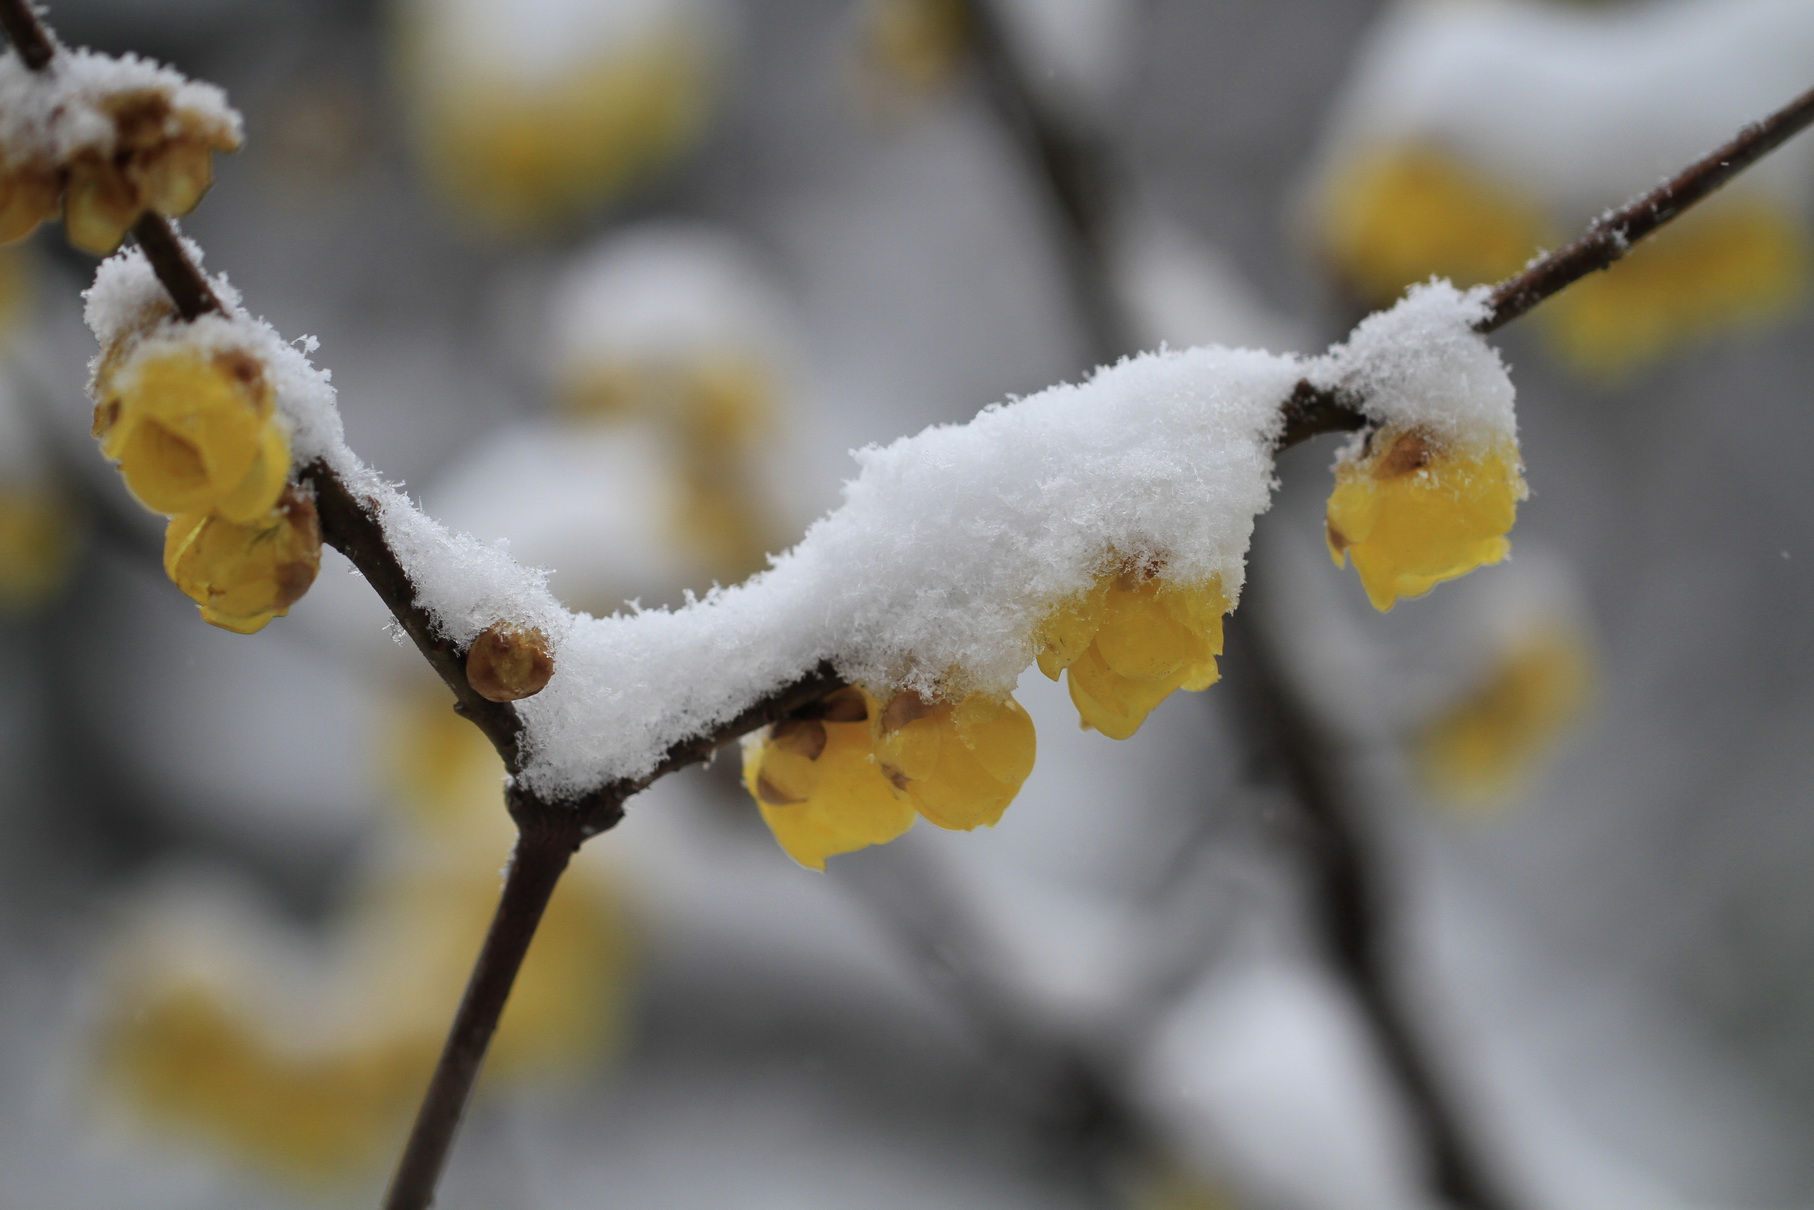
[62,88,240,255]
[163,489,322,633]
[744,682,1037,867]
[0,482,75,609]
[1326,426,1524,612]
[1541,194,1806,377]
[1316,144,1550,308]
[874,688,1036,831]
[401,14,714,234]
[103,690,631,1183]
[0,160,62,245]
[95,345,291,521]
[1035,569,1228,739]
[743,687,918,870]
[1415,625,1592,806]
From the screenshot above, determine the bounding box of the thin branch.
[1482,84,1814,332]
[381,810,583,1210]
[10,0,1814,1202]
[0,0,54,71]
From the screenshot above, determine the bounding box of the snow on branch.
[86,242,1509,801]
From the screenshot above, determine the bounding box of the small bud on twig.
[465,623,555,703]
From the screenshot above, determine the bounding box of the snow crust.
[0,46,240,166]
[83,249,1513,804]
[1313,0,1814,209]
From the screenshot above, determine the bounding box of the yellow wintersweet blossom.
[401,15,714,234]
[1035,568,1228,739]
[743,687,918,870]
[1542,194,1806,377]
[1326,426,1525,612]
[94,346,290,521]
[743,682,1037,868]
[0,482,75,608]
[1316,144,1550,307]
[163,489,322,634]
[1415,625,1592,806]
[0,161,60,245]
[874,688,1037,831]
[60,87,241,254]
[103,691,631,1184]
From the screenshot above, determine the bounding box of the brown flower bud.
[465,623,555,703]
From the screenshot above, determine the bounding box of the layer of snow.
[85,247,1513,804]
[0,46,240,167]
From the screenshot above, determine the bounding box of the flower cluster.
[0,51,241,254]
[92,338,320,632]
[743,684,1036,869]
[1325,424,1524,612]
[744,564,1227,866]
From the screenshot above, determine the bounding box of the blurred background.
[3,0,1814,1207]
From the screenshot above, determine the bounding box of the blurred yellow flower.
[163,490,322,634]
[1542,196,1806,377]
[1317,143,1550,307]
[94,346,289,522]
[102,690,632,1184]
[1314,143,1806,376]
[1326,426,1524,612]
[1035,569,1228,739]
[0,482,75,609]
[1415,625,1592,806]
[399,0,717,234]
[857,0,970,113]
[59,88,239,255]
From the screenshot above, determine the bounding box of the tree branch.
[10,0,1814,1203]
[1482,84,1814,332]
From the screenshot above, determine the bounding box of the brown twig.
[1481,84,1814,332]
[381,808,583,1210]
[0,0,54,71]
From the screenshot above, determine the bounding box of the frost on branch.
[82,251,1519,819]
[0,47,241,252]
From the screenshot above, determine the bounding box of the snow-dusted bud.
[465,622,556,703]
[62,86,236,254]
[742,687,915,870]
[163,488,321,634]
[93,345,290,522]
[873,688,1036,832]
[1035,568,1227,740]
[1325,425,1524,612]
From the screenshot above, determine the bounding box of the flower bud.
[464,623,556,703]
[741,687,914,870]
[0,162,60,245]
[1325,424,1524,611]
[163,488,321,634]
[874,688,1036,831]
[95,346,289,521]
